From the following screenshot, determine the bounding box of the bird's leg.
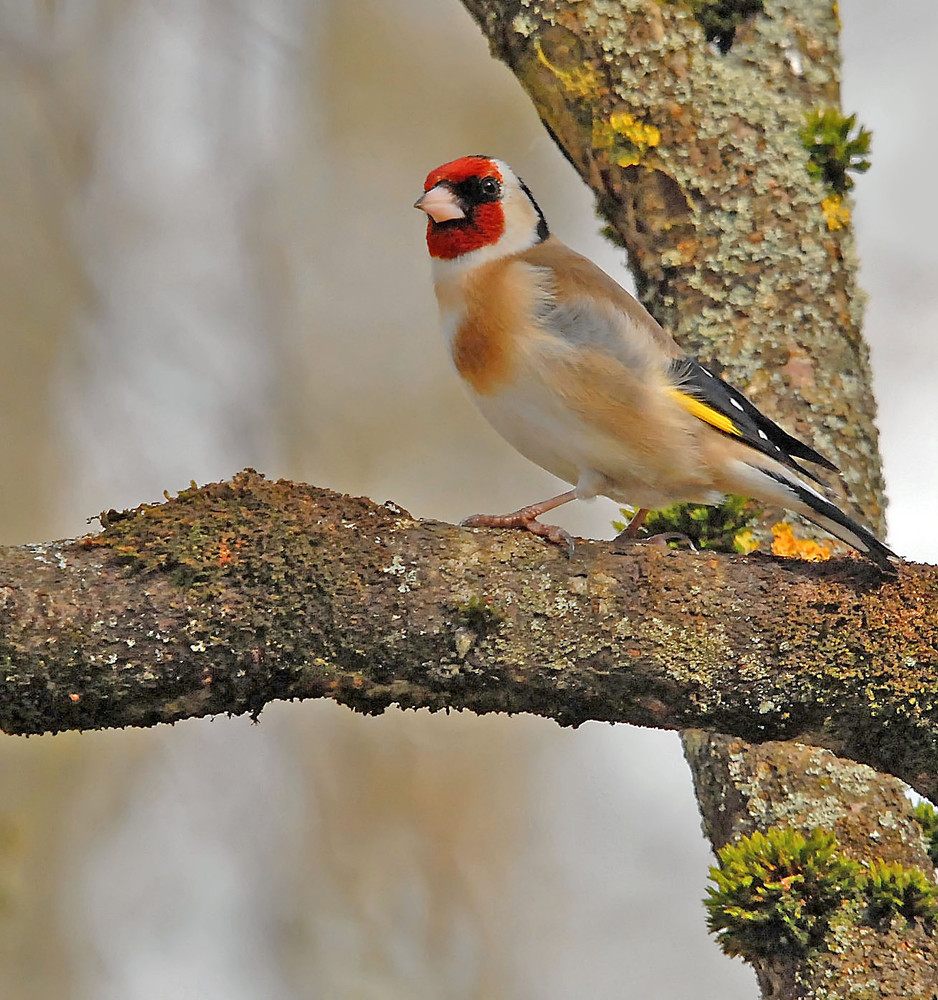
[614,508,650,540]
[613,508,696,550]
[462,489,578,554]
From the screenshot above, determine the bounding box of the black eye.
[479,177,500,199]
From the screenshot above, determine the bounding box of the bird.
[414,154,897,573]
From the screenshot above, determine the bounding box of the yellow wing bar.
[668,388,742,437]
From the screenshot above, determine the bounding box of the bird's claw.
[613,530,697,554]
[461,512,576,557]
[524,518,576,557]
[645,531,696,550]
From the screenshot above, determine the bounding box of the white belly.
[471,371,693,509]
[436,293,720,510]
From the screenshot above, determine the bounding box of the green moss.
[912,801,938,866]
[707,824,938,959]
[599,222,629,249]
[452,595,502,633]
[662,0,765,53]
[705,827,862,957]
[614,495,760,553]
[801,109,872,196]
[862,859,938,925]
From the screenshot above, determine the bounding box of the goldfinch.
[415,155,897,572]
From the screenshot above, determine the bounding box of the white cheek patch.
[436,302,465,350]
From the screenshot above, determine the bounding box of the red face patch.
[425,203,505,260]
[423,157,506,260]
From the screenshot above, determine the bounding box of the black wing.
[668,357,839,486]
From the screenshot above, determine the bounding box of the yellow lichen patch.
[610,111,661,149]
[593,111,661,167]
[733,529,759,555]
[534,40,600,100]
[771,522,831,563]
[821,193,851,231]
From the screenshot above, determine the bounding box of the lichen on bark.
[462,0,885,532]
[456,0,929,992]
[0,471,935,782]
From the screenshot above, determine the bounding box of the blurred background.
[0,1,935,997]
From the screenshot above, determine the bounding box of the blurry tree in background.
[0,1,937,998]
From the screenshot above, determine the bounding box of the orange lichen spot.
[771,522,831,563]
[217,536,243,567]
[676,238,699,261]
[68,693,81,703]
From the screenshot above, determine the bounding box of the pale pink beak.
[414,185,465,223]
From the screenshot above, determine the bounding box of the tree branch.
[2,471,935,797]
[452,2,937,991]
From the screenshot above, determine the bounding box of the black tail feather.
[757,467,898,574]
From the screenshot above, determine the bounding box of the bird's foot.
[645,531,696,550]
[462,508,576,557]
[613,530,696,553]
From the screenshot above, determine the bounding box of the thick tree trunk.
[457,0,933,993]
[459,1,883,524]
[0,0,931,990]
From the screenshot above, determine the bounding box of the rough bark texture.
[0,0,928,990]
[685,733,938,997]
[456,0,933,994]
[0,471,935,785]
[462,0,884,528]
